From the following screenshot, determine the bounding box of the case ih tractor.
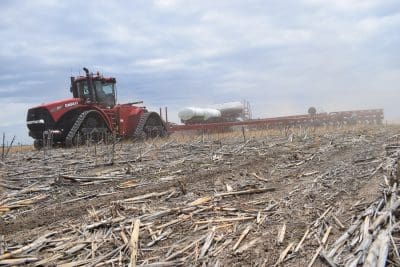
[27,68,167,149]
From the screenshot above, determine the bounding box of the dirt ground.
[0,125,399,266]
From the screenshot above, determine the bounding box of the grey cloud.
[0,0,399,143]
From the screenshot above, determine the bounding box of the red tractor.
[27,68,167,149]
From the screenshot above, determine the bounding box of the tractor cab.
[70,68,116,108]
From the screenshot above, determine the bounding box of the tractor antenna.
[115,85,118,104]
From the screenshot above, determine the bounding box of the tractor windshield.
[94,80,116,108]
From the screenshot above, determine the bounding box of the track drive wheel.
[65,110,110,147]
[133,112,168,139]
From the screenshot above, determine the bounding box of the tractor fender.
[81,107,113,131]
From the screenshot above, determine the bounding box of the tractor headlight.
[27,119,45,125]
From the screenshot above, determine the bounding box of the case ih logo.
[64,101,78,108]
[51,101,78,113]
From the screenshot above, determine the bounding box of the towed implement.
[27,68,167,149]
[169,108,384,133]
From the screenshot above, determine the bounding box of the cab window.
[77,80,91,101]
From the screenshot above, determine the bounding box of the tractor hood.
[28,98,83,122]
[31,98,81,112]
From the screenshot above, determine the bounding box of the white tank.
[178,107,221,121]
[212,102,244,116]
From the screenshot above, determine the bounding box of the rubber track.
[65,110,93,147]
[133,112,167,139]
[133,112,151,139]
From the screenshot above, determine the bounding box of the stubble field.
[0,125,399,266]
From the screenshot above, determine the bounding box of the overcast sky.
[0,0,399,143]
